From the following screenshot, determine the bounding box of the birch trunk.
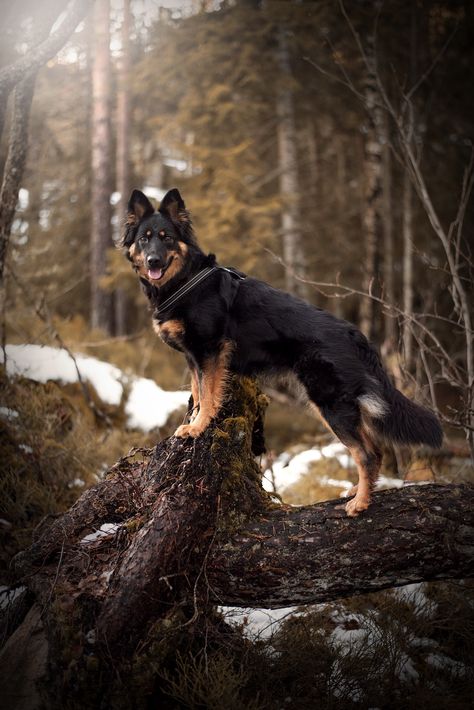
[276,28,308,299]
[114,0,132,335]
[90,0,113,333]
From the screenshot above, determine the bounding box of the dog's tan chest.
[152,318,185,350]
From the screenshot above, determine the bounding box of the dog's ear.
[160,188,196,243]
[159,188,187,223]
[127,189,155,223]
[119,190,154,248]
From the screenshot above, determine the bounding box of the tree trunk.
[276,28,308,299]
[114,0,132,335]
[0,73,36,286]
[90,0,113,333]
[5,375,474,707]
[0,0,91,286]
[402,170,414,369]
[359,34,384,340]
[382,124,396,344]
[0,0,92,143]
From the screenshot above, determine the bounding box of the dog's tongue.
[148,268,163,280]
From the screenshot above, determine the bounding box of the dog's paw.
[341,484,358,499]
[345,496,370,517]
[174,423,204,439]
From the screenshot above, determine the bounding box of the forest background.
[1,0,473,455]
[1,2,474,708]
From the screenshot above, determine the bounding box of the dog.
[121,187,443,516]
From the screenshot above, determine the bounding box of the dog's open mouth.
[147,257,173,281]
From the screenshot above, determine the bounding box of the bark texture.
[6,376,474,708]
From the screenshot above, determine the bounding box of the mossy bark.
[5,375,474,709]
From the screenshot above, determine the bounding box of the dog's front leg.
[188,368,200,422]
[175,343,231,438]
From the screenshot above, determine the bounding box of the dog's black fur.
[123,188,442,516]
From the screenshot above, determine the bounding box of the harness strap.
[155,265,245,315]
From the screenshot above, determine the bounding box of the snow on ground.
[1,344,189,431]
[125,377,189,431]
[219,606,300,640]
[2,344,124,406]
[262,442,352,493]
[0,585,27,611]
[80,523,120,544]
[263,444,432,497]
[393,582,437,617]
[0,406,19,421]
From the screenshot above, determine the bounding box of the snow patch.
[1,344,190,431]
[81,523,120,544]
[425,652,468,676]
[263,442,352,493]
[0,406,19,421]
[1,344,123,406]
[394,583,436,617]
[219,606,299,640]
[0,585,27,611]
[125,377,189,431]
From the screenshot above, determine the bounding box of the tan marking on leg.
[189,368,200,422]
[345,447,372,517]
[175,341,233,438]
[345,429,382,517]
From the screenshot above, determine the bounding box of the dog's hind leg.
[307,398,382,517]
[343,435,382,517]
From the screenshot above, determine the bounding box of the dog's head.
[121,188,195,288]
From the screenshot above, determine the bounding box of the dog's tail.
[353,332,442,448]
[358,386,443,448]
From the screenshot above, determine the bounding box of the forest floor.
[1,345,473,709]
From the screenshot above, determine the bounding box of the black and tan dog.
[122,188,442,516]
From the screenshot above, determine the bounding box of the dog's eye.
[138,235,148,244]
[164,235,173,243]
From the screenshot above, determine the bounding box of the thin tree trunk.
[0,73,36,286]
[114,0,132,335]
[276,28,308,299]
[359,34,384,340]
[333,136,346,319]
[0,1,92,143]
[402,171,414,368]
[382,126,396,344]
[90,0,113,333]
[305,119,319,199]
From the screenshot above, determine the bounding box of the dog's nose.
[147,255,162,268]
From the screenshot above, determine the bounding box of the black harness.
[154,265,245,316]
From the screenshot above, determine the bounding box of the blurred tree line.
[0,0,473,449]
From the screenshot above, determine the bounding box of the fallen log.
[3,375,473,709]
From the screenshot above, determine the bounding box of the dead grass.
[0,369,174,581]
